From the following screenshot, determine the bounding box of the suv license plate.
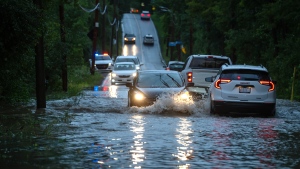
[239,87,251,93]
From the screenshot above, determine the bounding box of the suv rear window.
[220,69,270,81]
[189,58,230,69]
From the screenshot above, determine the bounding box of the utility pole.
[91,0,100,75]
[101,0,106,53]
[33,0,46,108]
[59,3,67,91]
[110,0,115,57]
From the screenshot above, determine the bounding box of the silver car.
[114,55,143,70]
[205,64,276,116]
[111,62,137,85]
[143,34,154,45]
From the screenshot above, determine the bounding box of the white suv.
[205,64,276,116]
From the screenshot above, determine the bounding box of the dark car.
[166,61,185,71]
[140,11,151,20]
[126,70,194,107]
[124,33,136,44]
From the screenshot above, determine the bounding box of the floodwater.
[1,84,300,169]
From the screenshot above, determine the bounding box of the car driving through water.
[126,70,194,107]
[111,62,137,85]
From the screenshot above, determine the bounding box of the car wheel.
[210,101,216,114]
[128,93,134,107]
[266,108,276,117]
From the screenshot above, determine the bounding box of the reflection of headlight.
[134,92,145,100]
[132,72,137,77]
[112,73,116,77]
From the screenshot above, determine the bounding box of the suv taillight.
[214,79,231,89]
[259,80,275,92]
[187,72,193,82]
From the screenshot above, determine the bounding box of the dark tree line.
[153,0,300,100]
[0,0,299,104]
[0,0,121,104]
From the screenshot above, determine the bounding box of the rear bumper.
[212,101,276,114]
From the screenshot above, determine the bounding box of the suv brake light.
[187,72,193,82]
[259,80,275,92]
[214,79,231,89]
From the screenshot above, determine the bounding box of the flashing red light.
[103,52,109,56]
[259,80,275,92]
[214,79,231,89]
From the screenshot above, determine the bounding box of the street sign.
[169,42,176,47]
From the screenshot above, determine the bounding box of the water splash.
[127,92,210,116]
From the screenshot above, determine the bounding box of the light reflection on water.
[174,118,193,169]
[123,45,138,56]
[129,115,145,168]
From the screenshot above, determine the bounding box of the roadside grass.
[46,65,102,100]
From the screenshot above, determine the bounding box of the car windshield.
[114,64,135,70]
[169,63,184,69]
[116,58,138,64]
[220,69,270,81]
[125,34,135,37]
[136,73,184,88]
[189,57,229,69]
[95,55,111,60]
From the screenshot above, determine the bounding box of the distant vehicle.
[114,55,143,70]
[205,64,276,116]
[124,33,136,44]
[143,34,154,45]
[126,70,194,107]
[111,62,137,85]
[140,11,151,20]
[130,8,139,13]
[89,53,113,72]
[180,54,232,99]
[166,61,184,71]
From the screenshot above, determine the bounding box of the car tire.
[266,108,276,117]
[210,101,216,114]
[128,94,134,107]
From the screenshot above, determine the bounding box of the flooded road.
[1,80,300,168]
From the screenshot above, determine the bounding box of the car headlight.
[180,91,190,100]
[136,66,140,70]
[132,38,136,40]
[132,72,137,77]
[134,92,145,101]
[112,73,116,77]
[124,38,128,41]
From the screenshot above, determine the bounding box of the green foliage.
[46,65,102,100]
[153,0,300,100]
[0,0,40,104]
